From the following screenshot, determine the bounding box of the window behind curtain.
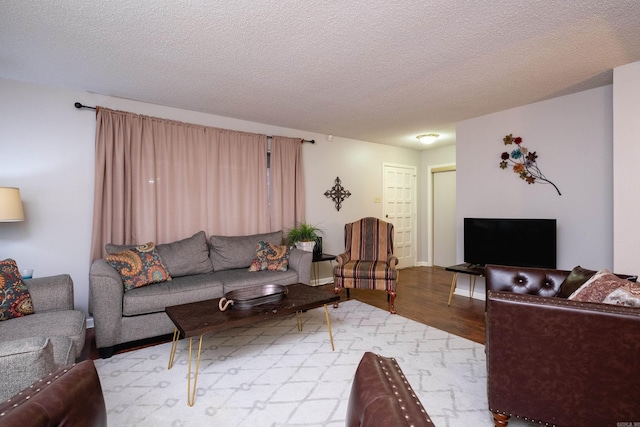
[90,108,304,261]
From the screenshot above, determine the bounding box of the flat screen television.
[464,218,557,268]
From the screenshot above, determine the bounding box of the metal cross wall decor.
[324,177,351,211]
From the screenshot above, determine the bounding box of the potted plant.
[286,222,322,252]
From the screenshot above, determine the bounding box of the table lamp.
[0,187,25,222]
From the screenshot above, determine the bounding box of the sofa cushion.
[209,230,283,271]
[248,241,291,272]
[557,265,597,298]
[0,258,34,321]
[106,243,172,291]
[122,274,224,316]
[569,269,640,306]
[155,231,213,277]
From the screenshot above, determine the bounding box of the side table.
[445,263,485,306]
[312,253,336,286]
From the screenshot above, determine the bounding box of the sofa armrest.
[89,259,125,349]
[288,248,312,286]
[386,254,398,268]
[0,360,107,427]
[486,291,640,426]
[347,352,433,427]
[335,252,350,266]
[25,274,74,312]
[0,337,56,402]
[485,264,569,297]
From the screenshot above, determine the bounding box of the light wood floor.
[81,266,486,361]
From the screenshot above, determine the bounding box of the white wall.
[613,61,640,274]
[0,78,422,315]
[456,85,615,297]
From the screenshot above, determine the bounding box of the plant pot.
[295,241,316,252]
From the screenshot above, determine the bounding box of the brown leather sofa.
[485,264,640,427]
[347,351,433,427]
[0,360,107,427]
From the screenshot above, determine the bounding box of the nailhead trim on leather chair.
[347,351,433,427]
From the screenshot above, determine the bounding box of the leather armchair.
[347,352,433,427]
[333,217,399,313]
[485,264,640,426]
[0,360,107,427]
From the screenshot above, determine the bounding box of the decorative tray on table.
[218,284,288,311]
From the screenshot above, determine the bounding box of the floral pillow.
[568,269,640,307]
[106,242,172,291]
[248,241,291,272]
[0,258,34,321]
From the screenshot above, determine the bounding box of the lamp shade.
[0,187,25,222]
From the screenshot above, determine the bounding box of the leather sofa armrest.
[0,360,107,427]
[486,291,640,426]
[25,274,74,312]
[347,352,433,427]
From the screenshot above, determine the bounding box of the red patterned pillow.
[0,258,34,321]
[106,243,172,291]
[248,241,291,272]
[568,269,640,306]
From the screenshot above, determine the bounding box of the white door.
[432,167,456,267]
[383,164,416,269]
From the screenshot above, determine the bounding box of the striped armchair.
[333,217,399,313]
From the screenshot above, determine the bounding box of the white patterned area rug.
[94,300,536,427]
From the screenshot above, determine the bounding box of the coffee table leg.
[168,327,180,370]
[296,310,303,331]
[324,304,335,351]
[187,335,204,407]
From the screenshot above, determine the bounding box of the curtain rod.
[74,102,315,143]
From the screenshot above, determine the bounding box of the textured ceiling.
[2,1,640,150]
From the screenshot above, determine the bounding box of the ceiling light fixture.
[416,134,439,144]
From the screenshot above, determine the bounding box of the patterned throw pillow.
[248,241,291,272]
[568,269,640,306]
[106,243,172,291]
[0,258,34,321]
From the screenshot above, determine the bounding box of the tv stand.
[445,263,485,306]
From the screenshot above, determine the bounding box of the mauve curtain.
[90,108,270,260]
[269,136,305,233]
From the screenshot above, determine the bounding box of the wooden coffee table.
[165,283,340,406]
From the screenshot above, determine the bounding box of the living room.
[3,63,640,313]
[2,2,640,426]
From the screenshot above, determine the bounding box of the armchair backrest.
[344,217,394,262]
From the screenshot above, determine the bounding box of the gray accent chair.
[0,274,86,402]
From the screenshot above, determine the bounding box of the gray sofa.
[89,230,312,357]
[0,274,86,401]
